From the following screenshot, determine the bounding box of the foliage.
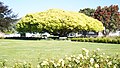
[0,1,18,33]
[0,48,119,68]
[79,5,120,36]
[70,37,120,44]
[79,8,95,17]
[94,5,120,35]
[38,48,120,68]
[16,9,104,36]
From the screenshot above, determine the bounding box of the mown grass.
[0,39,120,67]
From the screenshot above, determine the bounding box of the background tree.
[0,1,17,33]
[79,8,95,17]
[118,13,120,29]
[79,8,96,37]
[94,5,120,36]
[16,9,104,37]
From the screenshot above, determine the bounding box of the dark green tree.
[0,1,17,33]
[79,8,95,17]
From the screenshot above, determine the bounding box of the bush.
[70,37,120,44]
[112,39,118,44]
[0,48,119,68]
[38,48,120,68]
[94,38,98,42]
[107,38,113,43]
[71,38,77,41]
[89,38,94,42]
[84,38,89,42]
[118,39,120,44]
[102,38,108,43]
[81,38,85,42]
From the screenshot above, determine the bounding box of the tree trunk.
[102,29,110,37]
[83,30,87,38]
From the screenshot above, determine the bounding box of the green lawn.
[0,39,120,67]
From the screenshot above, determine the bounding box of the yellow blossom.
[108,61,112,66]
[90,58,94,64]
[68,64,72,67]
[41,61,49,66]
[94,64,99,68]
[82,48,89,53]
[79,54,84,59]
[96,48,100,51]
[37,64,40,68]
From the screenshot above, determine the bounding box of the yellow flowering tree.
[16,9,104,36]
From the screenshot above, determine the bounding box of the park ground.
[0,39,120,67]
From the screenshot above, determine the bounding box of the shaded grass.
[0,39,120,67]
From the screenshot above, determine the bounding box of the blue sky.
[1,0,120,18]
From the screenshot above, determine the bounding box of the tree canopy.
[16,9,103,36]
[94,5,120,35]
[79,8,95,17]
[0,1,17,33]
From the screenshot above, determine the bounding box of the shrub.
[81,38,85,42]
[38,48,120,68]
[118,39,120,44]
[70,37,120,44]
[84,38,89,42]
[107,38,113,43]
[94,38,103,43]
[89,38,94,42]
[93,38,97,42]
[70,38,76,41]
[112,39,118,44]
[0,48,119,68]
[102,38,107,43]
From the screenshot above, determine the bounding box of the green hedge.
[70,37,120,44]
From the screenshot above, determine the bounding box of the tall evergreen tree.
[0,1,17,33]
